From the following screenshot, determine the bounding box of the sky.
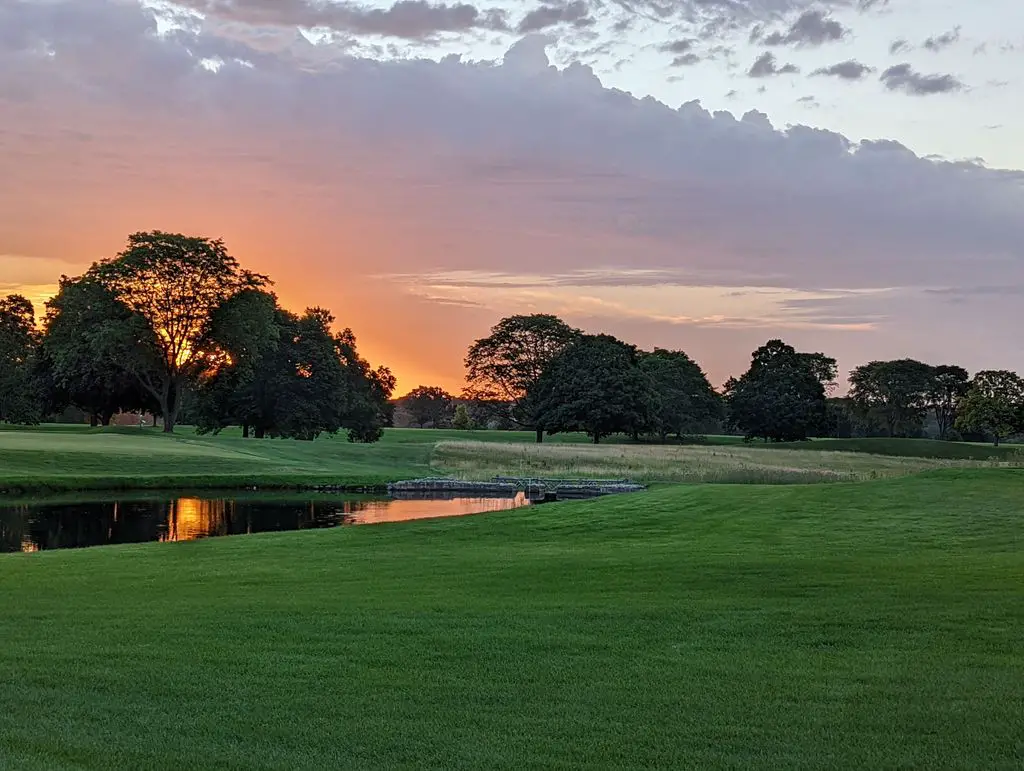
[1,0,1022,395]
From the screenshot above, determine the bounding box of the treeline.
[396,314,1024,446]
[0,232,394,441]
[3,237,1022,446]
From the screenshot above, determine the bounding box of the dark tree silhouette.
[531,334,653,444]
[464,314,581,442]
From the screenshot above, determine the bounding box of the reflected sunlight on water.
[3,492,533,553]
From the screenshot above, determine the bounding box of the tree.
[89,231,267,432]
[196,302,393,442]
[724,339,833,442]
[531,334,653,444]
[333,325,396,443]
[954,370,1024,446]
[38,276,155,426]
[926,365,971,439]
[193,289,282,437]
[0,294,42,424]
[404,386,454,428]
[452,404,475,430]
[464,314,581,442]
[639,348,721,441]
[848,359,935,437]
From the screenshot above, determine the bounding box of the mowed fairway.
[0,428,436,493]
[2,470,1023,768]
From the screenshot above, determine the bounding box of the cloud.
[754,9,848,47]
[880,63,965,95]
[659,38,697,54]
[812,59,873,80]
[923,26,961,52]
[748,51,799,77]
[796,95,819,107]
[1,0,1022,383]
[173,0,511,39]
[517,1,592,33]
[382,270,889,330]
[671,53,701,66]
[889,38,910,54]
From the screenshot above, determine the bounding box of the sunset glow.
[2,0,1022,395]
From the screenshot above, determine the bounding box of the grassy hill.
[2,470,1022,768]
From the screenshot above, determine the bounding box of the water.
[0,492,532,553]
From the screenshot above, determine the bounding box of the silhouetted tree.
[848,359,935,437]
[0,294,43,424]
[464,314,581,442]
[404,386,455,428]
[38,276,155,425]
[639,348,722,440]
[89,231,267,432]
[531,334,654,443]
[926,364,971,439]
[955,370,1024,446]
[725,339,833,442]
[196,302,393,442]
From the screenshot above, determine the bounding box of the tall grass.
[431,440,1016,484]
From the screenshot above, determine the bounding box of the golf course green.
[1,428,1022,768]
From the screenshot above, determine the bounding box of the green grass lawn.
[2,469,1022,768]
[2,426,1021,495]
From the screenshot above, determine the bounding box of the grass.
[432,439,1020,484]
[1,469,1022,768]
[0,428,434,494]
[2,426,1021,494]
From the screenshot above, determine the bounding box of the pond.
[0,492,533,553]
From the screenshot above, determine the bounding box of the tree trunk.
[242,424,250,439]
[255,426,266,439]
[593,434,601,444]
[161,379,180,434]
[994,435,1001,447]
[89,414,99,428]
[535,427,544,444]
[101,410,115,426]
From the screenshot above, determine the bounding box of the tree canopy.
[0,294,42,424]
[725,339,832,442]
[954,370,1024,446]
[464,314,581,442]
[639,348,721,440]
[848,359,936,438]
[39,276,155,425]
[403,386,454,429]
[88,231,268,432]
[531,334,653,443]
[927,365,971,440]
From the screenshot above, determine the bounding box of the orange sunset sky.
[3,1,1022,396]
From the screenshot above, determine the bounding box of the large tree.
[0,294,42,424]
[464,314,581,442]
[639,348,721,441]
[89,231,267,432]
[926,364,971,440]
[196,301,393,442]
[954,370,1024,446]
[403,386,454,429]
[531,334,653,444]
[848,359,935,438]
[725,339,833,442]
[38,276,155,426]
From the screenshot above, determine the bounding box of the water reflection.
[0,492,531,553]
